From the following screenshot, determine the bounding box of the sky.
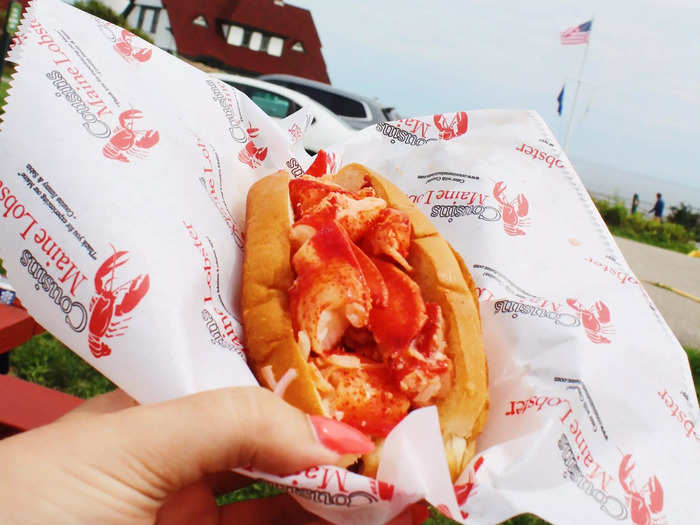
[288,0,700,207]
[98,0,700,207]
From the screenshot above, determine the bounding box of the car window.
[275,82,367,119]
[224,82,298,118]
[383,107,401,121]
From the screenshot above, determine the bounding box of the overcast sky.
[289,0,700,195]
[98,0,699,200]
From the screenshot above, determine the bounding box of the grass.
[593,198,697,254]
[0,70,12,116]
[9,333,114,399]
[607,224,696,254]
[687,347,700,404]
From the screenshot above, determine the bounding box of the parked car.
[260,74,401,130]
[211,72,355,154]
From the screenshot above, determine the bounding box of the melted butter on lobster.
[242,163,489,480]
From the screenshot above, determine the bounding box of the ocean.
[571,159,700,214]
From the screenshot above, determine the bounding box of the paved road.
[614,236,700,348]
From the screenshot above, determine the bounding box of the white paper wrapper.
[1,2,698,524]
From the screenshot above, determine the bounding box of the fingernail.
[308,415,375,455]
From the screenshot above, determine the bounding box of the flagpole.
[563,17,594,153]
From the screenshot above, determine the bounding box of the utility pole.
[563,17,594,153]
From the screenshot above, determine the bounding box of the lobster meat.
[242,165,490,480]
[88,248,150,358]
[102,109,160,163]
[287,176,453,430]
[493,181,529,236]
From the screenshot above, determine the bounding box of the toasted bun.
[242,165,489,480]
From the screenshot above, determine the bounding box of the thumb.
[72,386,372,495]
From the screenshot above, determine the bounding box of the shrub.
[686,347,700,405]
[668,203,700,241]
[73,1,154,44]
[594,199,628,227]
[594,197,695,253]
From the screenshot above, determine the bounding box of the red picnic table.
[0,303,83,436]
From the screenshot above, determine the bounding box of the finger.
[155,481,218,525]
[75,386,374,497]
[220,493,321,525]
[58,389,138,421]
[202,471,258,496]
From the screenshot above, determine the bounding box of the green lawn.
[608,224,697,255]
[0,75,10,115]
[1,69,13,116]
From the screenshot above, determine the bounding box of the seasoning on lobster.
[241,163,489,480]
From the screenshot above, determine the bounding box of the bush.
[687,347,700,405]
[594,198,695,253]
[10,333,114,399]
[668,203,700,241]
[594,199,628,227]
[73,1,154,44]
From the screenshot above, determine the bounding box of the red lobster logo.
[493,181,530,236]
[369,479,395,501]
[454,455,484,520]
[305,149,337,177]
[113,29,152,63]
[103,109,160,163]
[433,111,468,140]
[88,247,150,358]
[566,298,614,344]
[238,121,268,169]
[619,454,665,525]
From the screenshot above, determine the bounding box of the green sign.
[6,2,22,36]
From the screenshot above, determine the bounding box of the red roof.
[164,0,330,83]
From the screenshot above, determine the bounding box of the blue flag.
[578,20,593,32]
[557,85,565,116]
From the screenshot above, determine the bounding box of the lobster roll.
[241,163,489,480]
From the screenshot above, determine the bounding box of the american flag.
[561,20,592,45]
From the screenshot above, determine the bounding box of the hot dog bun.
[242,164,488,480]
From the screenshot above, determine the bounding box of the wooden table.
[0,304,82,436]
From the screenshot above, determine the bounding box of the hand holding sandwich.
[0,387,374,525]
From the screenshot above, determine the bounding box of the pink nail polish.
[309,415,375,455]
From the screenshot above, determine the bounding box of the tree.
[73,0,153,44]
[668,202,700,241]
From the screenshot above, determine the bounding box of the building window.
[219,22,286,57]
[249,31,262,51]
[136,7,160,34]
[291,41,305,53]
[192,15,207,28]
[268,36,284,57]
[223,24,244,46]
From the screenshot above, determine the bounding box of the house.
[122,0,330,83]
